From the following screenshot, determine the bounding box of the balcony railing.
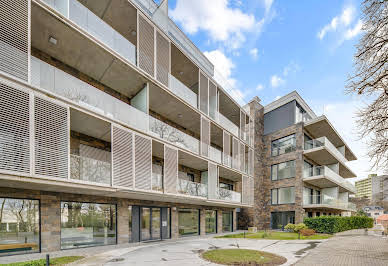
[304,194,356,211]
[303,166,356,193]
[177,179,207,197]
[43,0,136,65]
[168,74,198,109]
[217,112,239,137]
[209,146,222,164]
[70,154,111,184]
[217,188,241,203]
[31,57,149,132]
[152,164,163,192]
[304,137,348,163]
[149,116,199,154]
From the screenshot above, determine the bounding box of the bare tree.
[347,0,388,171]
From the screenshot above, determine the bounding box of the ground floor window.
[178,209,199,236]
[222,211,233,232]
[270,211,295,230]
[0,198,40,256]
[60,202,116,250]
[205,210,217,234]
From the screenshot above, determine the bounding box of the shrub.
[285,223,307,239]
[304,216,373,234]
[300,228,315,236]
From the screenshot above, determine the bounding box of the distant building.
[372,175,388,202]
[355,174,377,199]
[363,206,384,222]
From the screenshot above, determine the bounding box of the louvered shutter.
[0,81,30,174]
[248,148,254,176]
[223,131,231,167]
[34,96,68,179]
[0,0,29,81]
[164,145,178,194]
[138,15,154,77]
[112,126,134,188]
[201,117,210,157]
[208,162,218,199]
[199,72,208,114]
[242,175,248,204]
[134,134,152,190]
[156,31,169,86]
[209,81,217,120]
[232,137,239,170]
[240,111,245,141]
[240,142,245,172]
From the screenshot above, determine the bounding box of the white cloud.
[249,48,259,60]
[170,0,256,49]
[256,84,264,91]
[270,75,285,88]
[283,61,300,76]
[317,6,356,40]
[263,0,274,15]
[344,19,363,40]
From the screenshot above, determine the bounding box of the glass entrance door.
[140,207,161,241]
[151,208,161,240]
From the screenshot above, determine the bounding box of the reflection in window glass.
[222,211,233,232]
[271,134,296,156]
[205,210,217,234]
[61,202,116,249]
[271,161,296,180]
[0,198,40,256]
[178,209,199,236]
[271,187,295,205]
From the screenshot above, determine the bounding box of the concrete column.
[200,209,206,236]
[171,207,179,239]
[217,210,223,233]
[40,193,61,252]
[117,199,129,244]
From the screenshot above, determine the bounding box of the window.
[222,211,233,232]
[60,202,116,249]
[271,160,296,180]
[271,187,295,205]
[128,206,132,242]
[0,198,40,256]
[271,134,296,156]
[304,134,313,150]
[178,209,199,236]
[205,210,217,234]
[316,212,321,217]
[271,212,295,230]
[220,182,234,191]
[304,160,313,177]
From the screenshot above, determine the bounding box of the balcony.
[209,146,222,164]
[168,74,198,109]
[304,137,356,178]
[303,194,356,212]
[42,0,136,65]
[70,154,111,185]
[31,57,149,132]
[177,179,207,198]
[217,188,241,203]
[303,166,356,194]
[149,116,199,154]
[217,112,239,137]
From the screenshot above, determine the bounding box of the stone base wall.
[0,187,235,253]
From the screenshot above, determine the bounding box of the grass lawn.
[0,256,84,266]
[202,249,286,265]
[216,231,332,240]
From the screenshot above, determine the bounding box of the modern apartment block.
[0,0,256,256]
[372,175,388,202]
[241,92,358,230]
[355,174,376,199]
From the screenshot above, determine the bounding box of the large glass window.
[271,160,296,180]
[271,134,296,156]
[0,198,40,256]
[304,134,313,150]
[271,212,295,230]
[205,210,217,234]
[271,187,295,205]
[222,211,233,232]
[60,202,116,250]
[178,209,199,236]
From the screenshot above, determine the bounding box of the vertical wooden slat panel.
[138,15,154,77]
[0,0,29,81]
[112,126,133,188]
[0,81,30,173]
[232,137,239,170]
[201,116,210,157]
[223,131,231,167]
[239,142,245,172]
[156,31,169,86]
[164,145,178,194]
[134,134,152,190]
[199,72,208,114]
[208,162,218,199]
[34,96,68,179]
[209,81,217,119]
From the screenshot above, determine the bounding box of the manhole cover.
[109,258,125,262]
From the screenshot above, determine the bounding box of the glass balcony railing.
[177,179,207,197]
[217,112,239,137]
[303,166,356,193]
[168,74,198,109]
[304,137,348,163]
[149,116,200,154]
[217,188,241,203]
[209,146,222,164]
[43,0,136,65]
[70,154,111,184]
[152,164,163,192]
[304,194,356,211]
[31,56,149,132]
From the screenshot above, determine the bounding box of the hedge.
[304,216,373,234]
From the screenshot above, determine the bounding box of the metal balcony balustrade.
[176,178,207,197]
[217,187,241,203]
[304,194,356,211]
[70,154,111,184]
[217,112,239,138]
[168,74,198,109]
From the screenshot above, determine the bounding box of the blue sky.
[166,0,376,181]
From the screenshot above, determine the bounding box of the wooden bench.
[0,243,38,253]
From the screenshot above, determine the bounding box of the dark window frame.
[270,186,296,205]
[271,160,296,181]
[271,134,296,157]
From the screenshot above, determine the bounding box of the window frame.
[271,134,296,157]
[271,187,296,205]
[271,160,296,181]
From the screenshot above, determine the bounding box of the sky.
[165,0,381,182]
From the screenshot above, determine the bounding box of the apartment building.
[241,92,358,230]
[355,174,376,199]
[0,0,256,256]
[372,175,388,202]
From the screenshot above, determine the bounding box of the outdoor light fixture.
[48,36,57,45]
[131,30,137,36]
